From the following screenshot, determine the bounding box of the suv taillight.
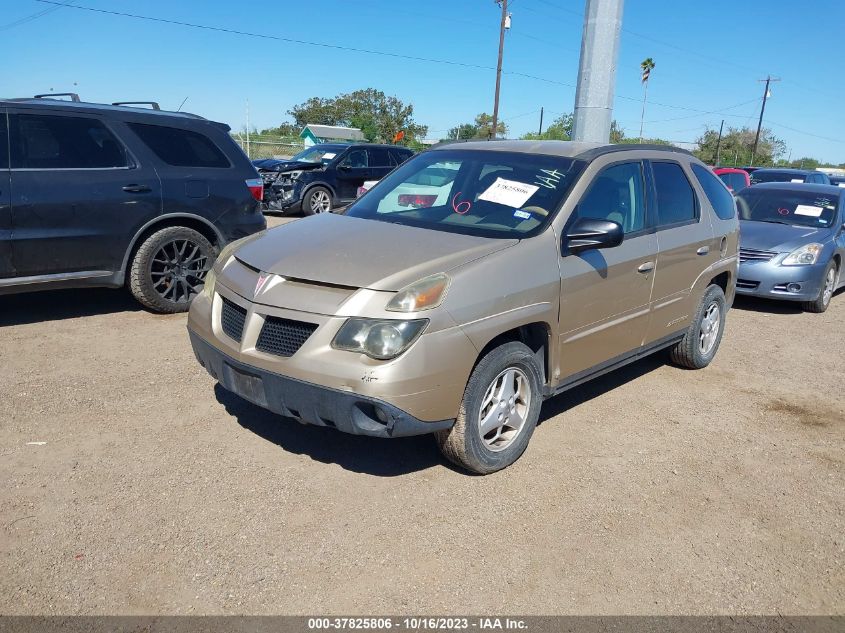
[245,178,264,202]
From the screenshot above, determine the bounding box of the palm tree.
[639,58,656,143]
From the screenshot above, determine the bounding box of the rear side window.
[368,148,392,167]
[340,148,368,168]
[129,123,229,168]
[389,149,412,166]
[692,165,736,220]
[652,161,697,227]
[10,114,128,169]
[0,113,8,169]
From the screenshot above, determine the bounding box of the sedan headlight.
[332,318,428,360]
[782,243,823,266]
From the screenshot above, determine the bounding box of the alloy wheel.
[698,301,721,356]
[150,238,209,304]
[477,367,531,452]
[822,267,836,306]
[310,190,332,213]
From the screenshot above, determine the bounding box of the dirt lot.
[1,215,843,615]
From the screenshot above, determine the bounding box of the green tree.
[287,88,427,143]
[519,113,626,143]
[694,126,786,166]
[445,113,507,140]
[446,122,478,141]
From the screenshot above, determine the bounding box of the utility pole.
[490,0,508,140]
[572,0,625,143]
[538,107,544,136]
[714,119,724,166]
[751,75,780,166]
[246,99,251,159]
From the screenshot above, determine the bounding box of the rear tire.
[669,284,726,369]
[435,342,543,474]
[801,260,837,313]
[302,186,333,216]
[129,226,215,313]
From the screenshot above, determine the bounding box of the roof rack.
[34,92,80,102]
[112,101,161,110]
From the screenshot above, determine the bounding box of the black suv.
[254,143,413,215]
[0,94,266,312]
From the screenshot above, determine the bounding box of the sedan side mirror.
[563,217,624,254]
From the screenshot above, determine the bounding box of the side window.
[128,123,229,168]
[692,164,736,221]
[389,149,411,166]
[577,162,645,234]
[652,161,697,227]
[10,114,127,169]
[0,113,8,169]
[368,148,392,167]
[341,148,368,168]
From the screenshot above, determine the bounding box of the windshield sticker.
[513,209,532,220]
[794,205,823,218]
[322,152,336,159]
[790,178,804,183]
[814,197,834,209]
[838,183,845,188]
[478,178,539,208]
[534,168,565,190]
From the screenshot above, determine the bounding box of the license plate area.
[222,363,268,407]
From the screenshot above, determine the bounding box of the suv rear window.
[693,165,736,220]
[652,161,697,226]
[129,123,230,168]
[11,114,128,169]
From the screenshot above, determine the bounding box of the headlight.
[386,274,450,312]
[282,170,303,181]
[202,236,254,298]
[782,243,823,266]
[332,318,428,360]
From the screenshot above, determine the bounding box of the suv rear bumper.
[189,329,454,438]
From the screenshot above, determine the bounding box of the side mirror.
[563,217,624,254]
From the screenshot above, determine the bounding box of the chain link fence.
[232,134,304,160]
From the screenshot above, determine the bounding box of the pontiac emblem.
[254,272,271,298]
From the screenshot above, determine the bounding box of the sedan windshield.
[736,188,839,228]
[292,146,341,164]
[344,149,584,239]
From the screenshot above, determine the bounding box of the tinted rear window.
[693,165,736,220]
[11,114,128,169]
[129,123,230,168]
[652,161,697,226]
[750,171,805,184]
[718,172,747,192]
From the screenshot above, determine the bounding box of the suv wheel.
[802,260,837,313]
[303,186,333,215]
[436,342,543,474]
[669,284,727,369]
[129,226,215,313]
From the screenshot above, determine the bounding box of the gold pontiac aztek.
[188,141,738,473]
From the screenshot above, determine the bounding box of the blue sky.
[2,0,844,163]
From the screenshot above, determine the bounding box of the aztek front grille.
[255,316,318,357]
[220,296,248,342]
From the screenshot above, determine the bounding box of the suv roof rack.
[112,101,161,110]
[34,92,80,102]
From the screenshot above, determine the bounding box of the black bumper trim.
[189,330,454,438]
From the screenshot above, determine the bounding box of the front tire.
[802,260,837,313]
[129,226,215,313]
[436,342,543,474]
[669,284,727,369]
[302,186,333,216]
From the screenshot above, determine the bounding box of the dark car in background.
[750,168,831,185]
[0,94,266,312]
[255,143,413,215]
[828,174,845,188]
[735,182,844,312]
[713,167,750,193]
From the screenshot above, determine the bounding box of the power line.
[0,2,76,32]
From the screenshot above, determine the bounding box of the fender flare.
[119,213,225,276]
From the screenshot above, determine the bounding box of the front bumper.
[736,259,826,301]
[190,330,453,437]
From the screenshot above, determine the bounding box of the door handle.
[637,261,655,273]
[697,246,710,256]
[122,184,151,193]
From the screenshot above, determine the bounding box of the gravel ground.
[1,215,843,615]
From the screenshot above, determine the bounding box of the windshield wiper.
[758,219,791,225]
